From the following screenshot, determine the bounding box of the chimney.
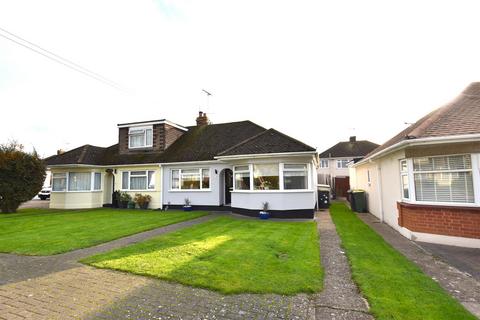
[196,111,209,126]
[349,136,356,142]
[57,149,65,155]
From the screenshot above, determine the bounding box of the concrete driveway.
[19,199,50,209]
[418,242,480,281]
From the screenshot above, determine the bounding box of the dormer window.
[129,126,153,149]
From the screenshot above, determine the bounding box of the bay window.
[400,160,409,199]
[68,172,91,191]
[254,164,279,190]
[122,170,156,190]
[283,164,308,190]
[170,168,210,190]
[233,163,311,191]
[129,126,153,149]
[52,173,67,191]
[413,155,474,203]
[234,166,250,190]
[52,172,102,192]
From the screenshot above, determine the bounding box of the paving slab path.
[313,210,373,320]
[357,212,480,319]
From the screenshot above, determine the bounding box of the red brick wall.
[397,202,480,239]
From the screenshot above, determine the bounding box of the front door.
[224,169,233,205]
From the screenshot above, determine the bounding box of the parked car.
[38,187,52,200]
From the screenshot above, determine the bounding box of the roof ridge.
[407,102,456,138]
[187,120,266,129]
[217,128,268,155]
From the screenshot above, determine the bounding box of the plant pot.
[183,205,193,211]
[120,200,129,209]
[259,211,270,220]
[127,202,136,209]
[140,202,149,210]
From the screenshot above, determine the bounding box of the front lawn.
[330,202,475,320]
[82,216,323,295]
[0,208,208,255]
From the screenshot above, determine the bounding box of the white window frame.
[401,154,480,206]
[121,170,156,191]
[336,159,350,169]
[233,165,251,191]
[52,172,67,192]
[399,159,409,200]
[319,159,329,168]
[128,126,153,149]
[253,163,280,191]
[282,163,309,190]
[169,168,211,191]
[233,162,312,192]
[51,172,102,192]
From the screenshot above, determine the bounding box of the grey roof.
[218,129,316,156]
[45,120,315,166]
[366,82,480,158]
[319,140,379,158]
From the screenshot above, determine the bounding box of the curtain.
[68,172,91,191]
[94,173,102,190]
[148,171,155,189]
[122,172,129,189]
[52,173,66,191]
[129,134,144,147]
[130,176,147,190]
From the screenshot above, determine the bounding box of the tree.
[0,142,46,213]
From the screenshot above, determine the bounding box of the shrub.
[134,193,152,209]
[0,142,46,213]
[119,192,132,202]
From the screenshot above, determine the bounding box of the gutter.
[215,151,317,160]
[47,152,318,169]
[353,133,480,167]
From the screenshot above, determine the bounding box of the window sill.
[399,200,480,209]
[120,189,158,192]
[232,190,314,194]
[51,190,103,193]
[168,189,211,192]
[128,146,154,150]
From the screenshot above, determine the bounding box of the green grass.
[82,216,323,295]
[330,202,475,320]
[0,208,208,255]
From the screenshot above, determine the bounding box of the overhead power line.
[0,26,127,91]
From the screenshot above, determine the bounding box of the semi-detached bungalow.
[45,112,319,218]
[350,83,480,248]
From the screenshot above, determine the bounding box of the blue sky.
[1,0,479,157]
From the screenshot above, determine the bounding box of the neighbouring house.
[45,112,319,218]
[318,136,378,197]
[350,83,480,248]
